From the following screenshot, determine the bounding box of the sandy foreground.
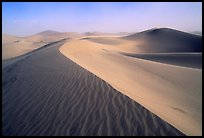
[59,36,202,136]
[2,39,184,136]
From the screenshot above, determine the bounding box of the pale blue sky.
[2,2,202,36]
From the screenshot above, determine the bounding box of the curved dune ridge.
[59,28,202,136]
[2,31,81,60]
[2,40,184,136]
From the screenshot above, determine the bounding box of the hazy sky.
[2,2,202,36]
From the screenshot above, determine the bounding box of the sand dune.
[123,28,202,53]
[2,31,81,60]
[2,36,45,60]
[3,28,201,60]
[60,30,202,136]
[2,34,23,45]
[2,34,46,60]
[2,40,184,136]
[2,28,201,136]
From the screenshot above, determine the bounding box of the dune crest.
[59,31,202,136]
[2,31,81,60]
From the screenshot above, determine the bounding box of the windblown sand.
[60,37,202,136]
[2,40,184,136]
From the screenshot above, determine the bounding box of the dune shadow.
[121,53,202,69]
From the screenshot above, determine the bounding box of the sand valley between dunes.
[59,36,202,136]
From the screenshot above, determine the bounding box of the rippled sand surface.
[2,40,184,136]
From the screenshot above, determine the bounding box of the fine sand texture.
[2,40,184,136]
[60,32,202,136]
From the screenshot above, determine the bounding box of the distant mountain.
[25,31,81,43]
[83,32,107,36]
[117,32,135,36]
[83,32,117,36]
[36,30,61,36]
[123,28,202,53]
[35,30,81,38]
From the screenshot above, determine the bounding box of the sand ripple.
[2,41,185,136]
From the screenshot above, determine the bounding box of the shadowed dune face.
[123,28,202,53]
[121,53,202,69]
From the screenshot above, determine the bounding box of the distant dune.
[2,34,22,45]
[123,28,202,53]
[2,31,81,60]
[2,34,45,60]
[4,28,201,60]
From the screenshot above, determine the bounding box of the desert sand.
[2,28,201,136]
[2,39,184,136]
[59,28,202,136]
[2,31,124,60]
[2,34,43,60]
[2,31,81,60]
